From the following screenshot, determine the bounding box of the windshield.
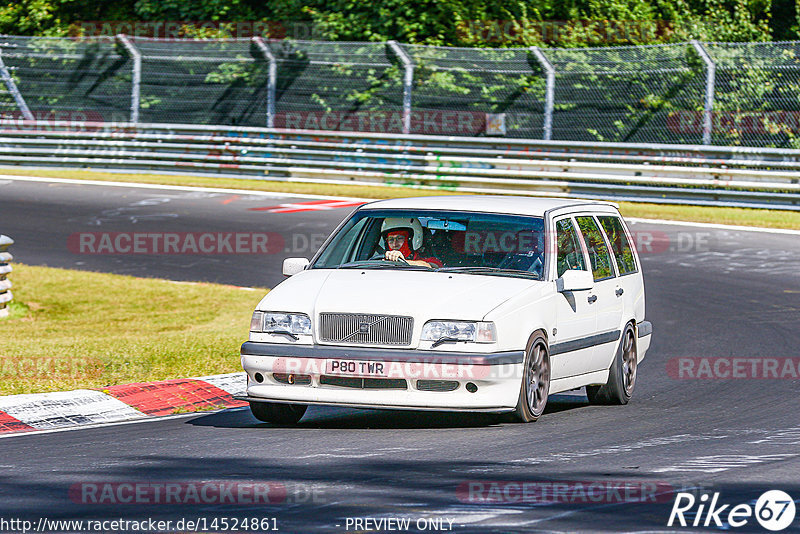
[312,210,545,279]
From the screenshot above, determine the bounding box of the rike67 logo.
[669,490,796,531]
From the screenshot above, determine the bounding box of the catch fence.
[1,36,800,147]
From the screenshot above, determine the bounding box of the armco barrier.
[0,235,13,318]
[1,122,799,210]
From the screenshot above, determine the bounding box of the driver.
[381,218,443,268]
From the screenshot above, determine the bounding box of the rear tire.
[586,323,637,405]
[249,401,307,424]
[511,334,550,422]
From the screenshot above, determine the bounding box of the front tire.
[586,323,637,405]
[249,401,307,424]
[511,334,550,422]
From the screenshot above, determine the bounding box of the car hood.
[259,268,542,320]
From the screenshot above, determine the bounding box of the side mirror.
[282,257,310,277]
[557,270,594,292]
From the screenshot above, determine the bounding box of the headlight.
[250,311,312,335]
[421,321,497,344]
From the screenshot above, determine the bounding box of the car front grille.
[320,375,408,390]
[319,313,413,346]
[416,380,460,392]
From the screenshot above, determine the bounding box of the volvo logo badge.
[339,316,390,342]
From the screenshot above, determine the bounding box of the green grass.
[2,167,799,230]
[0,264,266,395]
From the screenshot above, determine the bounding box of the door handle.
[616,288,624,297]
[588,294,597,304]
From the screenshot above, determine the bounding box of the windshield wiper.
[337,260,387,269]
[437,266,541,279]
[337,260,431,270]
[268,330,299,341]
[431,336,470,348]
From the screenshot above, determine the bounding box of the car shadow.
[187,392,591,430]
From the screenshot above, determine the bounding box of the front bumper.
[636,321,653,362]
[240,342,524,411]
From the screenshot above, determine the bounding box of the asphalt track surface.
[1,177,799,533]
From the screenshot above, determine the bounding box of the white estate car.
[239,196,652,424]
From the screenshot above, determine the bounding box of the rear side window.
[598,216,638,275]
[555,218,586,277]
[575,216,614,281]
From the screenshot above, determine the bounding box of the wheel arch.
[618,318,637,358]
[527,327,549,346]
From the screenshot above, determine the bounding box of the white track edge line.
[627,217,800,235]
[0,174,370,202]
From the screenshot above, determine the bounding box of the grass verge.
[0,263,266,396]
[2,167,799,230]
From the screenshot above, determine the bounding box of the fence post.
[252,37,277,129]
[530,47,555,141]
[0,49,34,120]
[388,41,414,135]
[116,34,141,124]
[691,40,715,145]
[0,235,13,318]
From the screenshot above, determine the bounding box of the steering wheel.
[498,252,543,273]
[383,252,410,265]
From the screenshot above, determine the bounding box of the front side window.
[312,210,545,279]
[313,216,370,268]
[598,216,638,275]
[575,216,614,281]
[555,218,586,277]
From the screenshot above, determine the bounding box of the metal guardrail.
[1,121,799,210]
[0,235,13,318]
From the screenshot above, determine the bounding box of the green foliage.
[0,0,794,44]
[794,0,800,38]
[0,0,63,36]
[299,0,779,46]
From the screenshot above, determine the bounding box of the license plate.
[326,359,387,377]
